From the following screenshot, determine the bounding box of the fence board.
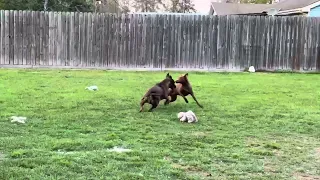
[13,11,18,65]
[185,15,191,68]
[92,13,97,67]
[18,10,23,65]
[0,11,3,64]
[1,10,320,71]
[35,11,40,65]
[4,10,9,64]
[80,12,86,66]
[65,12,70,66]
[98,13,103,67]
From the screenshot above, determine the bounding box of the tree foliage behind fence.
[1,10,320,71]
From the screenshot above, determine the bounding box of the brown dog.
[166,73,203,108]
[139,73,176,112]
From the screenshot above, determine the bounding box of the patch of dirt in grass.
[272,149,283,157]
[293,173,320,180]
[0,152,5,161]
[191,131,209,137]
[164,156,212,178]
[264,162,278,173]
[315,148,320,158]
[290,148,320,180]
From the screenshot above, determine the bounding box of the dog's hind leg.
[148,100,159,112]
[139,98,147,112]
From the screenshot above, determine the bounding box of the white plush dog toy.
[177,110,198,123]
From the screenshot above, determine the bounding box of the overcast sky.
[193,0,214,14]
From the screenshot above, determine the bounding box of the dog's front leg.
[190,93,203,108]
[163,91,171,105]
[178,92,189,103]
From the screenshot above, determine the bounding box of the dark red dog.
[139,73,176,112]
[166,73,203,108]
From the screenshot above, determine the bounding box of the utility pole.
[44,0,48,11]
[181,0,186,13]
[93,0,102,13]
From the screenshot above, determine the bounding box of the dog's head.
[175,73,189,84]
[166,73,176,89]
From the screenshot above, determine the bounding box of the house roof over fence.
[210,2,272,15]
[210,0,320,16]
[267,0,320,11]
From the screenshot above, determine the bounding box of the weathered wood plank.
[171,14,177,68]
[60,12,66,66]
[8,10,14,65]
[17,10,23,65]
[34,11,41,65]
[4,10,10,64]
[80,12,87,67]
[29,11,36,65]
[192,15,198,69]
[217,15,226,69]
[316,18,320,70]
[107,14,115,67]
[200,15,206,69]
[207,15,213,69]
[43,11,49,66]
[166,14,173,68]
[0,11,3,64]
[124,14,130,68]
[86,12,93,67]
[161,14,168,69]
[73,12,79,66]
[91,12,97,67]
[185,15,191,68]
[189,15,195,69]
[48,11,55,66]
[98,13,103,67]
[176,14,181,68]
[39,11,44,65]
[69,12,74,67]
[103,13,110,67]
[180,15,186,68]
[65,12,70,66]
[309,18,317,70]
[114,14,120,67]
[13,10,19,65]
[26,11,32,65]
[153,14,160,68]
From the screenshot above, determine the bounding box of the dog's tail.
[142,91,160,99]
[141,90,160,102]
[141,90,151,101]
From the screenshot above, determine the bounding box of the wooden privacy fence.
[1,10,320,71]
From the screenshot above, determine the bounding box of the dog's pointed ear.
[166,73,170,77]
[185,73,188,77]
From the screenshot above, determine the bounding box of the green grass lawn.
[0,69,320,179]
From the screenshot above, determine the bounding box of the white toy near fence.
[248,66,255,73]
